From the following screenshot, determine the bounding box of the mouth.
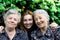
[26,24,31,27]
[25,24,32,27]
[10,23,14,25]
[9,22,15,26]
[37,21,44,25]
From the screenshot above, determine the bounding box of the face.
[34,13,48,29]
[23,14,33,29]
[50,23,58,30]
[4,14,19,29]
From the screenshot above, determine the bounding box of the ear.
[4,19,6,24]
[45,18,49,22]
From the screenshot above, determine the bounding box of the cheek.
[35,21,37,25]
[43,19,48,24]
[4,20,8,24]
[15,22,18,26]
[15,21,18,24]
[30,21,33,24]
[23,21,26,25]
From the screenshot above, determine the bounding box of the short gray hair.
[3,9,21,22]
[34,9,50,21]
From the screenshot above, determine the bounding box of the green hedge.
[0,0,60,25]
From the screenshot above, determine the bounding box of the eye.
[24,19,27,21]
[14,18,18,21]
[29,19,32,21]
[39,17,41,19]
[9,17,12,19]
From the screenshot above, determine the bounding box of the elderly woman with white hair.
[0,9,28,40]
[31,9,55,40]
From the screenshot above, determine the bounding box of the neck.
[40,26,48,35]
[5,27,16,40]
[5,27,15,32]
[26,28,32,32]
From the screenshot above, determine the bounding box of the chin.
[27,27,31,29]
[26,27,31,29]
[38,26,44,29]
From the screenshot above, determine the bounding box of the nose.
[11,19,15,23]
[27,21,30,24]
[37,19,40,22]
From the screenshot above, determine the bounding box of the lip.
[25,24,31,27]
[26,25,30,27]
[37,23,42,25]
[37,23,43,27]
[9,22,15,26]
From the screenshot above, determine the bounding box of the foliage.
[0,0,60,25]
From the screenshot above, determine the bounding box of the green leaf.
[44,5,49,9]
[39,4,45,9]
[51,5,57,12]
[15,7,21,12]
[54,16,58,19]
[30,4,34,9]
[20,1,26,6]
[16,0,22,3]
[58,19,60,23]
[5,1,11,5]
[46,0,54,4]
[32,0,42,3]
[0,4,5,11]
[51,16,54,21]
[0,0,2,2]
[57,13,60,18]
[57,7,60,13]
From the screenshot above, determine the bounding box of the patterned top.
[0,29,28,40]
[31,27,55,40]
[55,28,60,40]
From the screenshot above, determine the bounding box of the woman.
[31,9,55,40]
[0,9,28,40]
[20,10,36,40]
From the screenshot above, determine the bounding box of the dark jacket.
[0,29,28,40]
[31,27,55,40]
[55,28,60,40]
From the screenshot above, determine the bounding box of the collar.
[36,27,52,38]
[2,29,24,36]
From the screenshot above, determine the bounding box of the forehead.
[34,13,44,17]
[24,14,32,19]
[7,14,18,18]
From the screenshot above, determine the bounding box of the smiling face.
[34,13,48,29]
[4,14,19,29]
[23,14,33,29]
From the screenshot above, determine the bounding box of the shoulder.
[17,29,27,34]
[31,30,37,38]
[31,30,37,34]
[16,29,28,40]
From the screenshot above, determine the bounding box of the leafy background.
[0,0,60,25]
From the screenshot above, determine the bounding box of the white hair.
[34,9,50,21]
[3,9,21,23]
